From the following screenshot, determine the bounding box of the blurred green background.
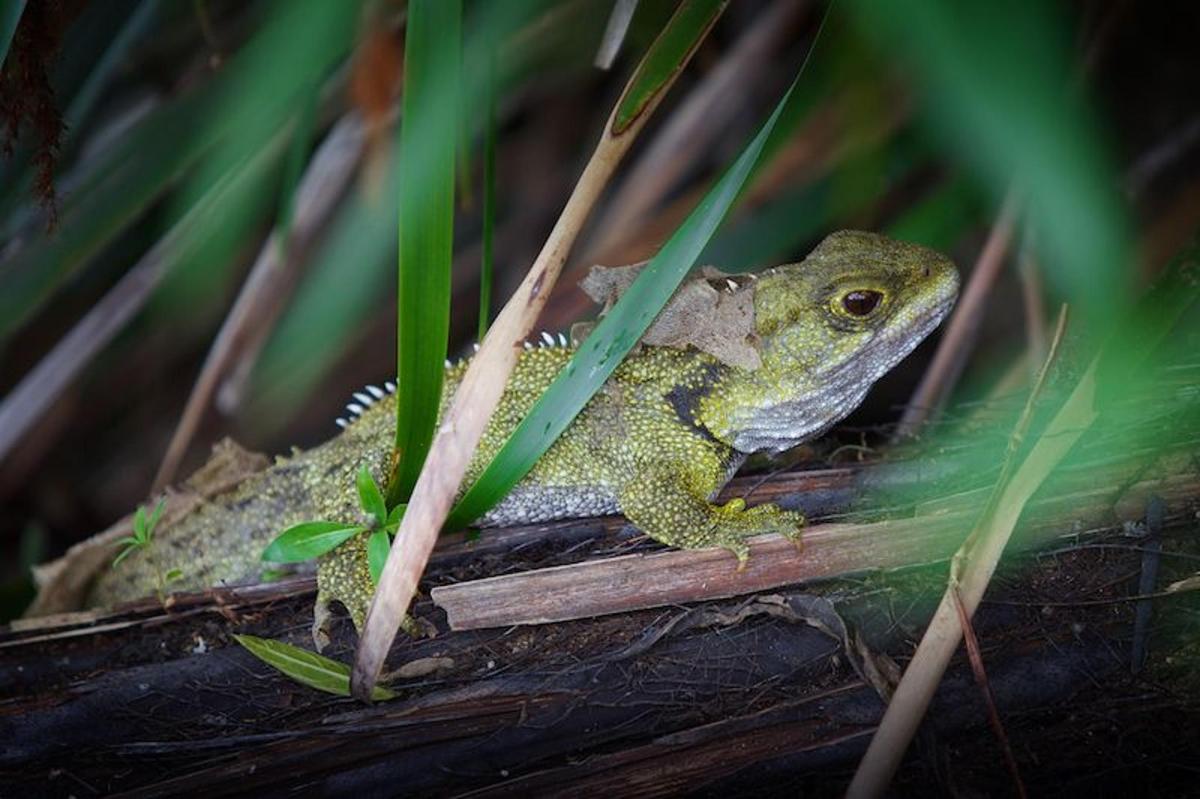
[2,0,1198,615]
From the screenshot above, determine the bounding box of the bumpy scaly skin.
[87,231,958,635]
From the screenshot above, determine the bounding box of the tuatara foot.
[312,534,423,651]
[704,498,805,568]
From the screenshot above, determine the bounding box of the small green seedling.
[112,499,182,602]
[262,466,405,586]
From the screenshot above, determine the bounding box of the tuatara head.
[699,230,959,453]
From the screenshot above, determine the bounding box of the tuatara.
[50,231,959,634]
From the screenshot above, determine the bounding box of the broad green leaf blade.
[0,0,24,71]
[387,0,463,506]
[356,466,387,527]
[447,56,814,529]
[612,0,726,134]
[367,529,391,586]
[386,503,407,526]
[261,522,364,563]
[233,634,396,700]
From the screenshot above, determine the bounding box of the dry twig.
[849,308,1081,798]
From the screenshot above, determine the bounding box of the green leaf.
[386,503,406,527]
[356,467,387,527]
[447,38,816,529]
[146,498,167,536]
[164,568,184,584]
[612,0,727,134]
[387,0,464,506]
[133,505,148,540]
[261,522,364,563]
[367,529,391,586]
[233,634,396,700]
[111,545,139,569]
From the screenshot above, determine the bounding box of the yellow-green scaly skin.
[88,231,959,631]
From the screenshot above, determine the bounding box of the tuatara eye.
[841,289,883,317]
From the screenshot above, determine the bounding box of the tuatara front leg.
[313,534,422,650]
[617,461,804,567]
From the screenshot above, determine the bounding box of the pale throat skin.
[86,231,959,633]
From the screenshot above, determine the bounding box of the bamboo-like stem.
[848,308,1083,798]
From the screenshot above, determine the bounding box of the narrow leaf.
[133,505,147,539]
[387,0,463,506]
[111,545,139,569]
[147,498,167,535]
[261,522,364,563]
[367,529,391,586]
[234,635,396,700]
[356,466,387,527]
[447,53,813,528]
[386,503,406,526]
[612,0,726,134]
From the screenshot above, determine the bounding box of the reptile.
[75,231,959,636]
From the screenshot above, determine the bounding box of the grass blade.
[234,635,396,700]
[387,0,463,505]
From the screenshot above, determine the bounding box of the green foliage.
[844,0,1131,329]
[261,521,365,564]
[111,499,166,569]
[356,465,387,528]
[233,634,396,700]
[366,529,391,586]
[263,467,402,567]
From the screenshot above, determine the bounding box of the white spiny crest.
[472,342,480,352]
[523,341,533,350]
[540,331,555,347]
[335,379,401,429]
[445,359,452,368]
[558,332,568,347]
